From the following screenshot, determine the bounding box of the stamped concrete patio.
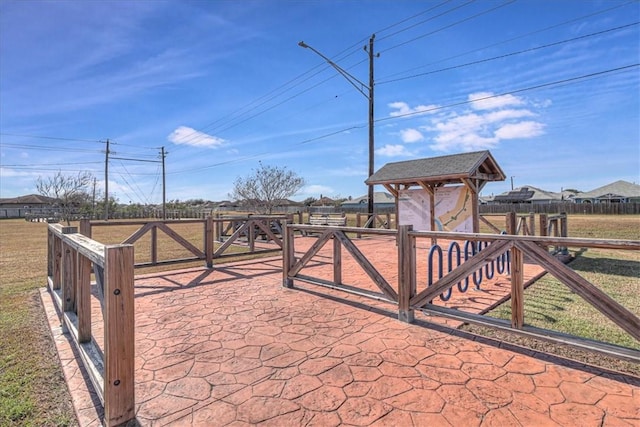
[42,235,640,426]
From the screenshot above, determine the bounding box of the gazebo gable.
[366,150,505,233]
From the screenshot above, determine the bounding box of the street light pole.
[299,35,378,226]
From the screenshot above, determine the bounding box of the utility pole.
[161,146,167,220]
[298,35,378,227]
[92,177,97,219]
[104,139,110,220]
[365,34,376,227]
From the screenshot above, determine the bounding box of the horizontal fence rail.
[81,215,290,269]
[47,224,135,427]
[283,223,640,362]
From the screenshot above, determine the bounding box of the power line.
[378,22,639,85]
[1,161,102,167]
[0,142,104,153]
[378,0,635,81]
[165,62,637,175]
[376,63,639,122]
[378,0,517,54]
[0,132,104,143]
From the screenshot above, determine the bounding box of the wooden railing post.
[333,235,342,285]
[398,225,415,323]
[205,215,214,268]
[214,213,221,242]
[356,213,362,238]
[283,223,294,288]
[80,218,92,238]
[248,219,256,252]
[47,229,54,277]
[77,251,92,343]
[510,245,524,329]
[62,242,77,313]
[505,212,517,235]
[61,226,78,312]
[53,234,62,290]
[151,224,158,265]
[528,212,535,236]
[103,244,135,426]
[539,213,548,251]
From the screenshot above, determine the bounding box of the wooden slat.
[122,222,153,244]
[77,252,92,343]
[254,220,284,248]
[103,244,135,426]
[420,304,640,363]
[479,215,502,233]
[407,229,640,251]
[156,222,204,258]
[334,230,398,302]
[510,246,524,328]
[294,274,396,304]
[397,225,415,322]
[289,230,334,276]
[333,237,342,285]
[214,221,252,256]
[205,216,214,268]
[283,224,295,288]
[62,242,77,313]
[517,240,640,342]
[410,240,513,308]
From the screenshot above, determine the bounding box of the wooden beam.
[334,231,399,302]
[517,240,640,341]
[397,225,415,323]
[383,183,398,198]
[103,244,135,426]
[289,230,334,276]
[157,222,204,258]
[510,246,524,328]
[410,239,513,308]
[77,252,92,343]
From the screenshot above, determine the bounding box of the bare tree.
[36,171,94,225]
[230,163,305,214]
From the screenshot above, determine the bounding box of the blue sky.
[1,0,638,203]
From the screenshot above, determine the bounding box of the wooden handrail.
[47,224,135,426]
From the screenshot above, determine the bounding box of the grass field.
[0,214,638,425]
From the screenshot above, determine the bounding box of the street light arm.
[298,41,369,98]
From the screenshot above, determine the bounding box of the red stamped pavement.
[42,235,639,426]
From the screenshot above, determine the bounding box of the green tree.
[230,163,305,214]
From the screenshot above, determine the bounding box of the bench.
[308,214,347,226]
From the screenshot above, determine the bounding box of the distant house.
[0,194,57,209]
[491,186,563,204]
[0,194,58,219]
[573,180,640,203]
[341,192,396,210]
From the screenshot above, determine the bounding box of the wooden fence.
[47,224,135,427]
[480,202,640,215]
[283,223,640,361]
[81,215,289,268]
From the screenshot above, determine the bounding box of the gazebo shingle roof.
[366,150,505,185]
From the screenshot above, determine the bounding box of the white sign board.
[398,186,473,232]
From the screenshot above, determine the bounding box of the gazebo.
[365,150,505,233]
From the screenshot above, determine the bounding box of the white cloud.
[388,101,438,117]
[469,92,524,111]
[494,121,546,139]
[419,92,546,152]
[168,126,225,148]
[376,144,412,157]
[400,128,424,143]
